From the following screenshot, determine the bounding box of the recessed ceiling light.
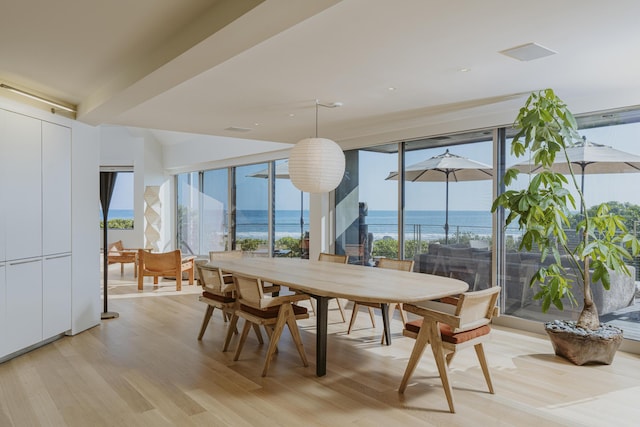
[289,113,295,117]
[499,42,557,61]
[254,122,260,126]
[458,67,471,73]
[388,87,397,91]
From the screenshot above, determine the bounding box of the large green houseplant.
[492,89,640,364]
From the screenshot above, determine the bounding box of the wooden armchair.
[225,273,310,377]
[137,249,195,291]
[107,240,137,276]
[347,258,414,344]
[398,286,501,413]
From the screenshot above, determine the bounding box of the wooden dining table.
[201,257,468,376]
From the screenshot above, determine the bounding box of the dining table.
[201,257,468,377]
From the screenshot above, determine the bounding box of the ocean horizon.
[110,208,517,241]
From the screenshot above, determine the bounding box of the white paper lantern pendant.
[289,100,345,193]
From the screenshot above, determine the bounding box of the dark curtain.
[100,172,118,315]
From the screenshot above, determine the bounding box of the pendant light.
[289,100,345,193]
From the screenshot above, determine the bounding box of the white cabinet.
[5,258,42,354]
[43,254,71,339]
[3,110,42,260]
[0,109,73,358]
[0,112,5,262]
[42,122,71,255]
[0,263,5,357]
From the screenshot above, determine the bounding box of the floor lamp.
[100,171,119,319]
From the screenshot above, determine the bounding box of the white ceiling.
[2,0,640,148]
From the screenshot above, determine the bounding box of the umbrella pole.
[300,190,304,255]
[445,174,449,244]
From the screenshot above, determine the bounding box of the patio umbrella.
[247,160,305,244]
[512,136,640,196]
[386,149,492,244]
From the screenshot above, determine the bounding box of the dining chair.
[137,249,195,291]
[347,258,414,344]
[196,263,265,346]
[317,252,349,322]
[398,286,501,413]
[226,273,311,377]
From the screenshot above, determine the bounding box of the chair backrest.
[377,257,414,272]
[196,265,233,295]
[453,286,500,333]
[209,250,244,262]
[233,274,265,308]
[108,240,124,253]
[318,253,348,264]
[139,249,182,273]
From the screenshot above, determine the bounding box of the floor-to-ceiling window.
[502,114,640,340]
[176,172,200,255]
[235,163,269,253]
[202,168,229,253]
[335,147,398,265]
[274,159,309,258]
[404,134,494,292]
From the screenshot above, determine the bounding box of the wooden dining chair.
[317,252,349,322]
[196,263,265,346]
[347,258,415,344]
[137,249,195,291]
[225,273,311,377]
[398,286,501,413]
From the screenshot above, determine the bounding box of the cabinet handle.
[9,259,42,266]
[45,254,71,260]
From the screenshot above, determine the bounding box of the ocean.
[237,209,494,241]
[110,209,500,241]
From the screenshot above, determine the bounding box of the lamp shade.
[289,137,345,193]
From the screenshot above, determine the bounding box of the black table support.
[380,302,391,345]
[314,295,329,376]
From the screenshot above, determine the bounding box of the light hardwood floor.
[1,263,640,426]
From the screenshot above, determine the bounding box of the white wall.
[71,121,101,334]
[99,126,172,251]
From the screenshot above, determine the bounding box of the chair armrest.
[259,293,310,309]
[404,301,462,329]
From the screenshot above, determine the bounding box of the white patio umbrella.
[386,149,492,244]
[512,136,640,196]
[247,160,305,242]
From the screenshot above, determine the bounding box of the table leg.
[314,295,328,376]
[381,302,391,346]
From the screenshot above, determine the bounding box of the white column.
[309,192,335,260]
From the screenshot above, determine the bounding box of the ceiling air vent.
[499,42,557,61]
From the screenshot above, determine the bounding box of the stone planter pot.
[544,320,623,365]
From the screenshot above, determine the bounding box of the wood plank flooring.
[1,264,640,426]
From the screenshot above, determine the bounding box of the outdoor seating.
[399,286,501,413]
[107,240,137,276]
[137,249,195,291]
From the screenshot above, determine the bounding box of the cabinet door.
[42,122,71,255]
[0,111,6,262]
[0,263,6,357]
[4,111,42,260]
[5,258,42,354]
[43,254,71,339]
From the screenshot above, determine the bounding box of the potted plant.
[491,88,640,365]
